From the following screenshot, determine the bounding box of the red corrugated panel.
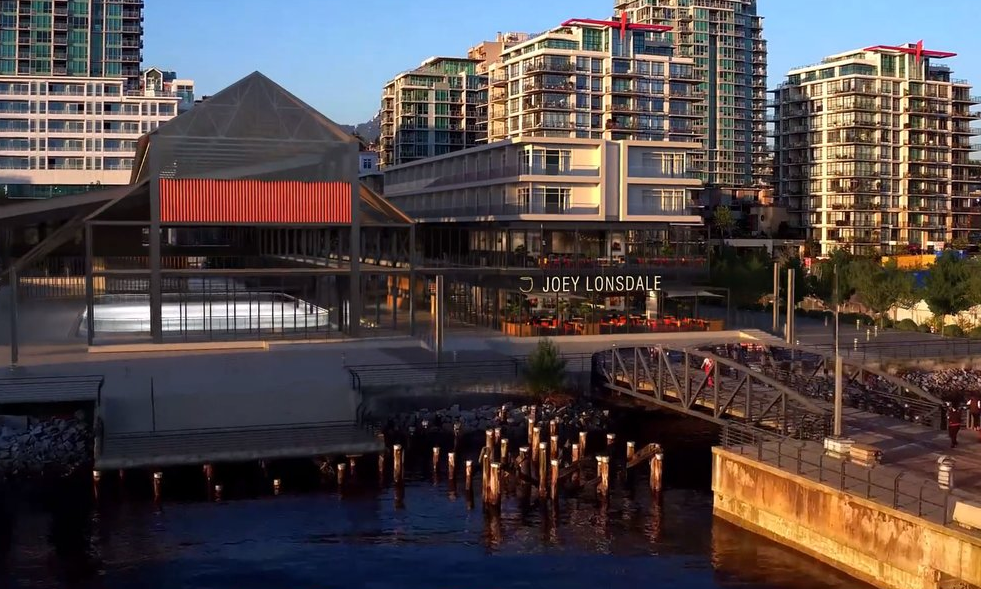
[158,179,353,224]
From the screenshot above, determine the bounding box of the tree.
[524,339,568,400]
[808,248,855,307]
[710,245,772,307]
[849,259,914,327]
[714,205,735,238]
[922,251,970,330]
[963,258,981,325]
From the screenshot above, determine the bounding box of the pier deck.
[0,375,103,406]
[96,421,382,469]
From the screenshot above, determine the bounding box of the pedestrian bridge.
[593,343,944,441]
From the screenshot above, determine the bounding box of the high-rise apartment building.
[379,56,487,167]
[486,17,701,145]
[771,43,981,256]
[0,0,145,89]
[614,0,768,189]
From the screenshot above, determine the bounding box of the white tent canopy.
[664,290,724,299]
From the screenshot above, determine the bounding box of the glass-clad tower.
[0,0,144,88]
[614,0,768,190]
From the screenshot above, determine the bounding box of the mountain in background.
[340,113,381,144]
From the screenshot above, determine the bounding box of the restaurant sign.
[519,275,662,294]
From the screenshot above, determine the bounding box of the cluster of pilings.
[89,410,666,508]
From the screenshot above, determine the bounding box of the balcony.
[627,167,700,180]
[410,201,600,219]
[523,81,575,93]
[522,100,573,112]
[526,61,575,74]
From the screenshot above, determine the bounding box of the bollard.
[393,444,404,484]
[853,337,858,351]
[487,462,501,507]
[866,328,870,342]
[500,439,509,466]
[550,435,559,462]
[378,452,385,483]
[626,441,635,462]
[203,463,214,485]
[519,447,531,480]
[152,471,163,502]
[273,478,282,495]
[596,456,610,498]
[531,427,541,464]
[432,447,441,474]
[549,419,558,438]
[650,446,664,493]
[214,484,223,502]
[465,460,474,491]
[493,427,502,445]
[348,456,357,476]
[337,463,346,487]
[874,325,879,338]
[448,452,456,479]
[538,442,548,498]
[579,431,587,456]
[938,456,955,490]
[824,315,828,327]
[92,470,101,499]
[856,319,860,331]
[550,459,560,500]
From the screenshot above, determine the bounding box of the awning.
[665,290,724,299]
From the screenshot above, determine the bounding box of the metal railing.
[720,422,954,526]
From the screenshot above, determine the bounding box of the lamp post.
[833,263,843,438]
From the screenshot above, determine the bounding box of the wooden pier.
[96,421,383,470]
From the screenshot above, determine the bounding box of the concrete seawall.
[712,448,981,589]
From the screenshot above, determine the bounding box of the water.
[0,474,870,589]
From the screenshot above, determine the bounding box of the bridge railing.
[720,423,955,528]
[805,336,980,363]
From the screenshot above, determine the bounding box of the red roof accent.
[561,13,672,40]
[159,179,352,224]
[863,40,956,63]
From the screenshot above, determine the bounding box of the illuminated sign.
[520,275,662,294]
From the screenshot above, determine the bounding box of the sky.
[143,0,981,126]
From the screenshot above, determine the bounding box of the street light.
[833,262,843,438]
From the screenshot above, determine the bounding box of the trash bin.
[938,455,955,490]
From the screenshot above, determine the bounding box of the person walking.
[947,403,962,448]
[702,357,714,387]
[969,395,981,431]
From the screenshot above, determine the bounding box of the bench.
[952,499,981,531]
[849,443,883,467]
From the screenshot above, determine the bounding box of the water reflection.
[0,476,874,589]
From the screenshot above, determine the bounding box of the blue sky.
[144,0,981,126]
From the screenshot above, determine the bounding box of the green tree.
[714,205,735,238]
[524,338,568,400]
[922,251,970,330]
[963,258,981,324]
[710,245,772,307]
[809,248,855,307]
[849,259,914,327]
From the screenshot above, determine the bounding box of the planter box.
[707,319,725,331]
[502,322,533,337]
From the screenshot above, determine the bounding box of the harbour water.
[0,416,872,589]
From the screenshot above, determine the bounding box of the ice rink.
[80,294,333,334]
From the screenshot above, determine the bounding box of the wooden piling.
[259,460,268,478]
[527,417,536,446]
[447,452,456,479]
[500,439,509,467]
[432,447,441,474]
[549,435,559,462]
[453,422,462,448]
[579,431,587,456]
[203,463,214,485]
[487,462,502,507]
[571,443,581,484]
[531,427,541,465]
[393,444,404,484]
[92,470,101,499]
[606,433,616,453]
[273,478,282,495]
[348,456,357,476]
[465,460,474,491]
[493,427,502,445]
[485,429,495,461]
[337,463,346,487]
[596,456,610,499]
[378,452,385,483]
[152,471,162,502]
[549,419,558,438]
[549,459,559,500]
[538,442,548,498]
[482,451,491,498]
[214,484,223,501]
[650,445,664,494]
[518,447,530,480]
[626,442,635,462]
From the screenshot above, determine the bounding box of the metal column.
[8,267,17,367]
[408,224,416,337]
[84,223,95,346]
[148,148,163,343]
[433,274,444,358]
[348,172,361,337]
[771,263,780,334]
[785,268,795,345]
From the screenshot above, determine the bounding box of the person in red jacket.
[947,403,962,448]
[968,396,981,431]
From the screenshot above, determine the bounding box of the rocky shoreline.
[0,412,93,482]
[900,369,981,401]
[376,399,611,441]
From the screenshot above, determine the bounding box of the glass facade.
[0,0,143,89]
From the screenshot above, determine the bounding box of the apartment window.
[636,189,686,214]
[639,151,687,177]
[533,186,570,214]
[523,148,571,174]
